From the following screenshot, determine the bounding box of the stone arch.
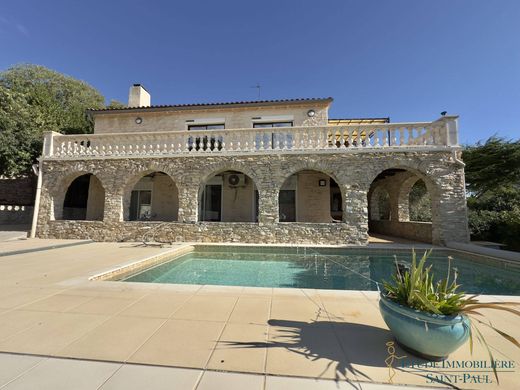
[197,162,263,190]
[198,168,259,222]
[54,172,105,221]
[367,166,439,243]
[278,169,343,223]
[366,160,440,192]
[277,160,344,189]
[397,177,432,222]
[122,170,179,221]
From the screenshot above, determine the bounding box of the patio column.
[343,185,369,244]
[177,185,199,223]
[433,168,470,244]
[103,189,123,222]
[258,188,279,224]
[52,192,65,220]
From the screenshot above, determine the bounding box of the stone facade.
[93,102,330,134]
[35,150,470,245]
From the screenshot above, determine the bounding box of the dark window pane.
[188,124,225,130]
[279,190,296,222]
[273,122,293,127]
[129,191,139,221]
[253,121,293,128]
[140,190,152,205]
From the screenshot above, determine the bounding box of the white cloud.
[16,23,29,37]
[0,15,30,37]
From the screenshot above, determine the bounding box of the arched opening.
[126,172,179,221]
[199,170,258,222]
[61,174,105,221]
[369,187,390,221]
[368,168,434,242]
[279,170,342,223]
[409,179,432,222]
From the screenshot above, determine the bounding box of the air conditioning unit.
[227,173,246,187]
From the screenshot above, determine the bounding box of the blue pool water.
[120,246,520,295]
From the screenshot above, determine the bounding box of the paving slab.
[100,364,202,390]
[1,356,120,390]
[0,238,91,257]
[0,353,43,387]
[128,319,225,368]
[196,370,264,390]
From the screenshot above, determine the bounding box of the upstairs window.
[253,121,293,128]
[253,121,294,149]
[188,124,225,130]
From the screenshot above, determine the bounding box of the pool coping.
[89,244,195,281]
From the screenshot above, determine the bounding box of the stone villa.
[33,85,469,245]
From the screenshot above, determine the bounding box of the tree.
[0,88,41,176]
[463,137,520,196]
[107,99,126,109]
[463,137,520,251]
[0,64,105,176]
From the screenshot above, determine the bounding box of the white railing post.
[445,116,459,146]
[42,131,60,158]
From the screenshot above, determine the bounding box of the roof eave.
[87,98,333,115]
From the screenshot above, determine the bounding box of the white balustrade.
[43,118,457,159]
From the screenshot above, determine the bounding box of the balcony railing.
[42,117,459,159]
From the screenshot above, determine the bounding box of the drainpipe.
[29,158,43,238]
[30,131,55,239]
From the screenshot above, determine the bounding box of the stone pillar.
[387,186,400,222]
[86,176,105,221]
[103,189,123,222]
[258,188,279,224]
[368,187,379,221]
[52,192,65,220]
[177,185,199,223]
[433,169,470,244]
[35,189,54,237]
[343,185,369,244]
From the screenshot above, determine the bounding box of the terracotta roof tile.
[89,97,333,113]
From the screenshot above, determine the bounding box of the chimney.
[128,84,151,107]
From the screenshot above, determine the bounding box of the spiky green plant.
[382,250,520,383]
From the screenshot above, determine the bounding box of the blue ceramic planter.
[379,294,470,360]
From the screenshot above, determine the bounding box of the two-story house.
[33,84,469,245]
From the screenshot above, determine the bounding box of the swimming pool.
[117,246,520,295]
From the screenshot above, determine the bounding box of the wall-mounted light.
[135,117,143,124]
[307,109,316,117]
[318,179,327,187]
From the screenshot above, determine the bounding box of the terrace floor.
[0,239,518,389]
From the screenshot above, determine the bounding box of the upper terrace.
[40,85,460,159]
[42,117,459,159]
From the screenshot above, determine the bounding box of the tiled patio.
[0,240,518,389]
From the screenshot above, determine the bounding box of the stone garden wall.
[41,221,357,245]
[368,220,432,243]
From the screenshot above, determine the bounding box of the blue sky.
[1,0,519,144]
